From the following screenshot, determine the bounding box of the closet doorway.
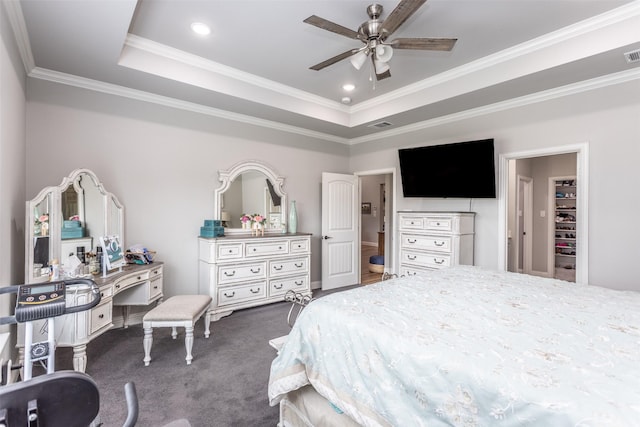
[499,144,588,283]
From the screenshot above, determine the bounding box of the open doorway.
[357,170,395,285]
[499,144,588,283]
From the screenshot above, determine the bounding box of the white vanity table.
[199,161,312,320]
[21,168,163,372]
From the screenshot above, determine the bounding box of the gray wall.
[349,80,640,291]
[25,79,350,296]
[0,2,27,357]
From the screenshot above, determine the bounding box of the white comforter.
[268,266,640,426]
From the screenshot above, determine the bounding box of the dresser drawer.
[218,243,243,259]
[114,271,149,293]
[90,300,112,334]
[402,250,451,269]
[218,262,267,284]
[290,239,309,253]
[218,281,267,306]
[269,276,308,297]
[149,277,163,301]
[399,265,433,276]
[401,234,452,253]
[399,215,425,230]
[269,257,308,277]
[424,217,453,232]
[246,241,289,257]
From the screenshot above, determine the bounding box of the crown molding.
[348,67,640,145]
[124,34,350,113]
[351,0,640,115]
[28,67,350,145]
[2,0,35,73]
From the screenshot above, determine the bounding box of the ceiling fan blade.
[304,15,360,40]
[309,49,358,71]
[391,37,457,51]
[380,0,428,38]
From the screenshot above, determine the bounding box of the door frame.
[354,168,397,278]
[498,143,589,283]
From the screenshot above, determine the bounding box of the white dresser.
[198,233,312,320]
[398,211,475,275]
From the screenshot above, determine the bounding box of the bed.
[268,266,640,426]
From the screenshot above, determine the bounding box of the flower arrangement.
[240,214,253,229]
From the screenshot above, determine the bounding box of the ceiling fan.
[304,0,457,81]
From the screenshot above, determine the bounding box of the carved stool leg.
[184,325,194,365]
[73,344,88,373]
[204,312,211,338]
[171,326,178,339]
[143,326,153,366]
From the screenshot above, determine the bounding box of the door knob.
[322,235,332,240]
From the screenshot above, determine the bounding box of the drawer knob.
[294,263,303,268]
[224,291,235,298]
[279,246,283,250]
[250,288,261,294]
[253,248,257,252]
[434,241,444,246]
[295,281,303,286]
[137,276,141,280]
[224,270,236,277]
[153,285,158,289]
[116,284,120,289]
[274,284,283,289]
[273,265,283,271]
[408,255,416,260]
[250,268,261,274]
[98,314,104,319]
[228,249,233,253]
[434,258,445,264]
[407,239,417,244]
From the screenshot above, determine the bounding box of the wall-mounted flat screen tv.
[398,138,496,198]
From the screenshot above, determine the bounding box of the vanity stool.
[142,295,212,366]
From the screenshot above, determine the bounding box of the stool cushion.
[143,295,212,322]
[369,255,384,265]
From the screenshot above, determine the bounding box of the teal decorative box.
[63,220,82,228]
[61,228,84,239]
[200,220,224,238]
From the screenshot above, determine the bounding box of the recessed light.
[191,22,211,36]
[342,83,355,92]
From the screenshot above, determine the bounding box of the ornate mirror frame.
[25,168,125,282]
[214,160,287,235]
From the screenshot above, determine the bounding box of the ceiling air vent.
[624,49,640,64]
[369,121,393,129]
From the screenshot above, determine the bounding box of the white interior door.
[321,172,359,290]
[516,175,533,274]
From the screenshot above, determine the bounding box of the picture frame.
[361,202,372,215]
[100,234,125,271]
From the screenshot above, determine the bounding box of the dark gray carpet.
[52,300,294,427]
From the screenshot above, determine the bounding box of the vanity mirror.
[26,168,124,282]
[214,160,287,234]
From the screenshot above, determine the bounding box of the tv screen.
[399,139,496,198]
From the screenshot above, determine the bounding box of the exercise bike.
[0,279,140,427]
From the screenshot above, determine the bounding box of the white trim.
[498,143,589,284]
[2,0,35,73]
[354,168,397,274]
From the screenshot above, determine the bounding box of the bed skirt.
[279,385,361,427]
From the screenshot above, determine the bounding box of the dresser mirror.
[26,168,124,282]
[214,160,287,234]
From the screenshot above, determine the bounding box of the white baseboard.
[362,241,377,247]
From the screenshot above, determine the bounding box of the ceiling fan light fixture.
[375,44,393,62]
[373,58,390,74]
[350,50,368,70]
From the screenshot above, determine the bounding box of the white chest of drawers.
[398,211,475,276]
[198,233,311,321]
